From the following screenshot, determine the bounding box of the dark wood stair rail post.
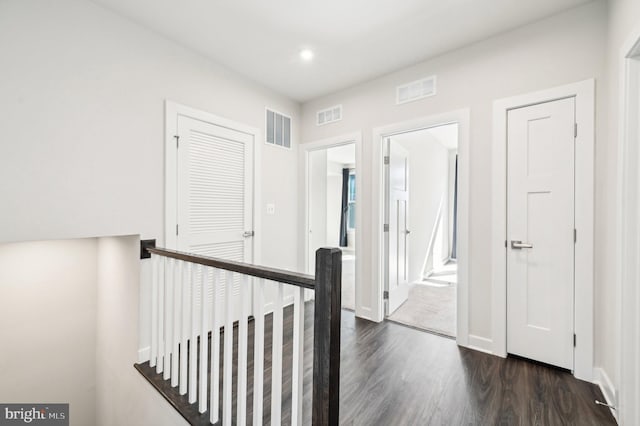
[312,247,342,426]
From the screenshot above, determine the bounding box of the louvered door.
[177,115,254,324]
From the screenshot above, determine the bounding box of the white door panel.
[177,115,254,325]
[386,139,409,315]
[307,150,328,274]
[507,97,575,369]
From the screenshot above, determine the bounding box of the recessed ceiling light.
[300,49,314,61]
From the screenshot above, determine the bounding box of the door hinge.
[573,333,577,347]
[574,123,578,139]
[384,156,390,165]
[174,135,180,148]
[383,291,389,300]
[505,240,508,248]
[384,224,389,232]
[176,224,179,235]
[574,229,577,243]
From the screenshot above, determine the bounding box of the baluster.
[222,270,234,426]
[179,261,190,395]
[199,264,209,413]
[291,286,305,426]
[157,256,165,375]
[171,259,181,387]
[271,282,284,425]
[237,275,249,426]
[210,269,222,424]
[150,254,158,368]
[188,262,198,404]
[164,258,174,380]
[252,279,265,426]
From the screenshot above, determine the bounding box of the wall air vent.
[396,75,437,105]
[266,108,291,148]
[316,104,342,126]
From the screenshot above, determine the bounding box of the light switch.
[266,203,275,215]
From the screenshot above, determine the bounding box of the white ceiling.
[90,0,593,102]
[394,123,459,150]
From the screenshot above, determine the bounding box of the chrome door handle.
[243,231,255,238]
[511,240,533,249]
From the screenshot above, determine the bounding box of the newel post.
[312,247,342,425]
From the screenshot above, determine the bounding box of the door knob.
[511,240,533,249]
[243,231,255,238]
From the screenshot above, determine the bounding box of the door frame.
[300,132,363,310]
[616,27,640,426]
[491,79,595,381]
[372,109,470,346]
[164,100,262,265]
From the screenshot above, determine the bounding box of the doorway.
[304,137,360,311]
[383,124,459,337]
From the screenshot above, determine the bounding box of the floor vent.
[396,75,437,105]
[316,104,342,126]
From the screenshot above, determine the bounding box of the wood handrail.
[145,246,315,289]
[142,244,341,425]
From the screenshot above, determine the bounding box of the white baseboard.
[593,367,618,422]
[467,334,494,355]
[138,346,150,363]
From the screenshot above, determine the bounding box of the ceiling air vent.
[316,105,342,126]
[266,108,291,148]
[396,75,437,105]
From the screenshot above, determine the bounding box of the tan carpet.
[388,282,456,337]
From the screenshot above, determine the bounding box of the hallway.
[137,308,616,425]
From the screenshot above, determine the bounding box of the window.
[266,108,291,148]
[347,172,356,230]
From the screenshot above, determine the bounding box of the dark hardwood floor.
[136,304,616,425]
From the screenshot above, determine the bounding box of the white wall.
[96,235,188,426]
[308,150,328,272]
[301,1,607,337]
[596,0,640,418]
[326,160,344,247]
[394,133,450,283]
[0,1,300,424]
[0,239,98,426]
[0,0,300,274]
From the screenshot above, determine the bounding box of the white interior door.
[507,97,575,369]
[307,149,328,274]
[386,138,410,315]
[176,114,254,323]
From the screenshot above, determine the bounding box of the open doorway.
[307,143,357,310]
[384,123,459,337]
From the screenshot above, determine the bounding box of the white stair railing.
[141,246,341,426]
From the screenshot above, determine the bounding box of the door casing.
[616,26,640,425]
[492,80,595,381]
[300,132,363,313]
[372,109,471,347]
